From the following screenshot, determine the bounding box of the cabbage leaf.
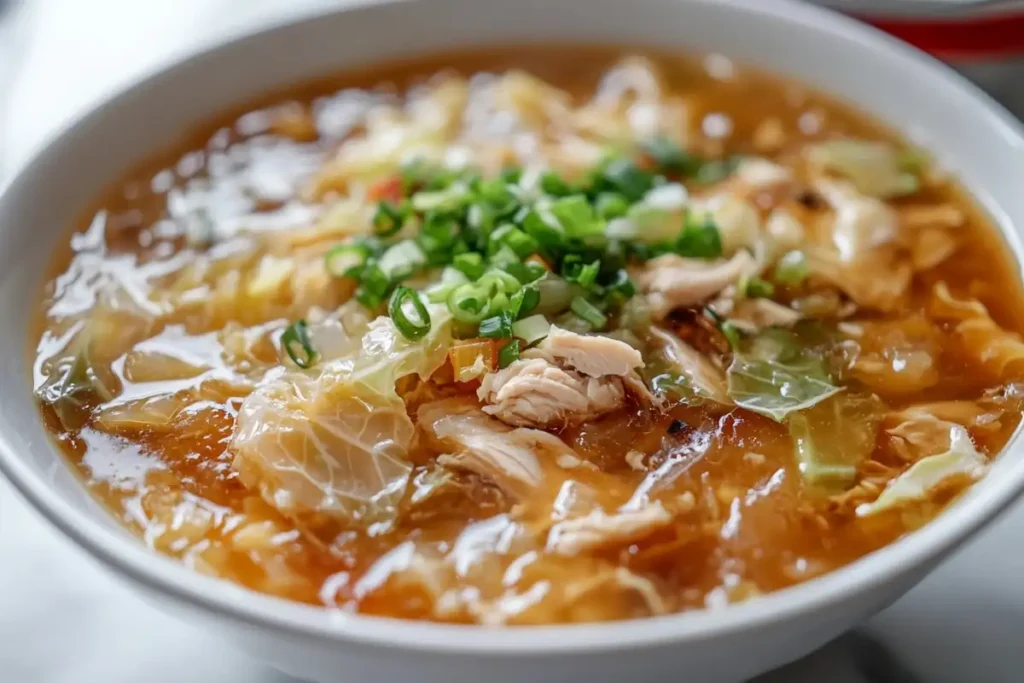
[231,303,453,529]
[856,424,987,517]
[807,139,919,199]
[789,392,885,489]
[727,328,842,422]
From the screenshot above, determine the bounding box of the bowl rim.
[3,0,1024,656]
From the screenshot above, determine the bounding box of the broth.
[32,46,1024,624]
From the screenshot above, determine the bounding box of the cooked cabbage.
[807,140,919,199]
[857,424,987,516]
[727,328,841,422]
[231,304,453,528]
[789,392,885,488]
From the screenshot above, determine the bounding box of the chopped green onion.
[355,263,390,309]
[425,267,470,303]
[774,250,810,286]
[378,239,427,280]
[488,224,539,260]
[372,201,407,238]
[447,282,492,324]
[479,311,515,339]
[281,320,318,369]
[540,170,575,197]
[550,195,604,238]
[522,209,567,254]
[389,286,432,341]
[595,192,631,220]
[504,260,546,285]
[500,167,524,184]
[510,286,540,319]
[677,211,723,258]
[479,269,522,295]
[411,183,471,214]
[704,306,742,349]
[498,339,521,368]
[511,314,550,345]
[570,296,608,330]
[324,244,370,278]
[453,252,486,280]
[598,158,655,202]
[488,244,521,269]
[743,276,776,299]
[606,269,637,301]
[695,156,741,185]
[642,137,702,176]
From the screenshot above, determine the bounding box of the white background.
[2,1,1024,681]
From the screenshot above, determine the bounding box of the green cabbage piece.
[857,424,987,516]
[807,140,920,199]
[788,392,885,490]
[727,328,842,422]
[231,302,453,529]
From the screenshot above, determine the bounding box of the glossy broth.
[32,46,1024,624]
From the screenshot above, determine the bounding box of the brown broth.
[31,46,1024,623]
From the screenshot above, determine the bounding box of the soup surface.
[32,47,1024,624]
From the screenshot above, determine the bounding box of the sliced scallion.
[372,200,407,238]
[570,296,608,330]
[447,282,492,324]
[677,211,723,259]
[479,311,515,339]
[774,250,810,286]
[498,339,521,368]
[281,320,318,369]
[324,244,369,279]
[389,286,432,341]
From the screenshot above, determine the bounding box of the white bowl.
[2,1,1024,681]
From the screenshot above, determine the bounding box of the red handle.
[864,12,1024,59]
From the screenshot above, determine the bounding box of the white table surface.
[3,2,1024,681]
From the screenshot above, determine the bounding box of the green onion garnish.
[595,192,630,220]
[540,170,575,197]
[570,296,608,330]
[479,311,515,339]
[453,252,486,280]
[598,158,655,202]
[677,211,723,259]
[447,282,492,324]
[642,137,702,176]
[498,339,522,368]
[378,239,427,280]
[743,277,776,299]
[373,200,407,238]
[324,244,370,279]
[774,250,810,286]
[510,286,540,319]
[281,320,318,369]
[389,286,432,341]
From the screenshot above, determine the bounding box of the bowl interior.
[2,0,1024,653]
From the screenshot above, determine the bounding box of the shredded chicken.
[638,250,756,319]
[527,326,644,377]
[419,398,575,496]
[478,358,626,429]
[546,502,672,555]
[478,327,653,429]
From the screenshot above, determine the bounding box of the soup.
[32,46,1024,624]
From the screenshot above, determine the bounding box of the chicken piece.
[418,398,576,497]
[546,502,672,555]
[478,328,653,429]
[478,358,625,430]
[527,326,644,378]
[647,327,729,404]
[638,251,756,319]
